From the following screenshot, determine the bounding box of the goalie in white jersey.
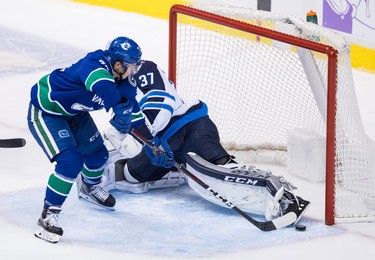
[100,60,310,223]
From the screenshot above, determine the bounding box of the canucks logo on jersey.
[58,130,70,138]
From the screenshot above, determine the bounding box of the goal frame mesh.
[168,4,355,225]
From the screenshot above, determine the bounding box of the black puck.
[295,224,306,231]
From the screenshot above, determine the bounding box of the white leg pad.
[111,163,187,193]
[186,163,268,215]
[264,186,285,221]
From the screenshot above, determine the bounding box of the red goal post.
[168,4,375,225]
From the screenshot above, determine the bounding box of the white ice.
[0,0,374,259]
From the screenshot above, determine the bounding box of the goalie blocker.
[185,152,310,223]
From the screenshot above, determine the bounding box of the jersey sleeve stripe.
[131,111,145,123]
[138,90,176,107]
[85,68,114,91]
[37,75,75,116]
[141,103,174,114]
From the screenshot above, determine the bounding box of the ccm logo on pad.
[224,176,258,185]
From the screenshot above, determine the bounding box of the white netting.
[172,4,375,223]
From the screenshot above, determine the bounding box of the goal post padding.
[169,4,375,224]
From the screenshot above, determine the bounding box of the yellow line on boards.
[72,0,375,73]
[351,44,375,73]
[72,0,192,20]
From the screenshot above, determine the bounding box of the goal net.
[169,4,375,224]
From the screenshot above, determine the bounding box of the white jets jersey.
[133,60,200,136]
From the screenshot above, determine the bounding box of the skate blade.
[78,192,116,211]
[34,226,60,243]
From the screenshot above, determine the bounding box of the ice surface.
[0,1,374,260]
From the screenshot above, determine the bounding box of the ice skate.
[34,206,63,243]
[280,191,310,225]
[76,174,116,210]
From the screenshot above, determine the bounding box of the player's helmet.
[107,36,142,68]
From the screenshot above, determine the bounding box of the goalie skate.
[281,191,310,225]
[34,206,63,243]
[76,174,116,210]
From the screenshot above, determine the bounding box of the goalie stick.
[131,129,297,231]
[0,138,26,148]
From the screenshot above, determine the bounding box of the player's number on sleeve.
[139,73,154,87]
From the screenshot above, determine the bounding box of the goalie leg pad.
[100,157,187,193]
[264,175,288,220]
[120,163,187,192]
[264,186,284,221]
[99,153,128,191]
[186,153,268,215]
[116,170,187,193]
[147,170,187,190]
[185,152,307,219]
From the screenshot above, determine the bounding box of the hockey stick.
[0,138,26,148]
[131,129,297,231]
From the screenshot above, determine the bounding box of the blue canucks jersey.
[30,50,122,116]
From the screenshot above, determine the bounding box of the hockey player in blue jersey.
[27,36,142,243]
[98,60,310,226]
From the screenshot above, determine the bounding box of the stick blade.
[0,138,26,148]
[271,212,297,230]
